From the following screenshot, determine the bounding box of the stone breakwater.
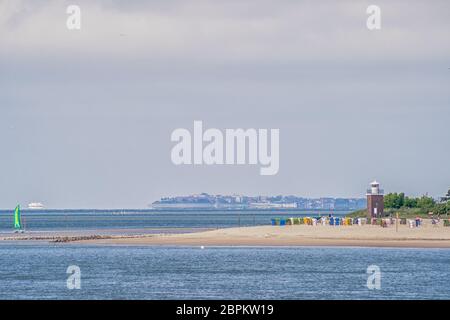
[0,234,157,243]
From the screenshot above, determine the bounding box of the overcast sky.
[0,0,449,208]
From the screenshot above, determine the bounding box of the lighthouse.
[367,180,384,218]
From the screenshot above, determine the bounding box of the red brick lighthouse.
[367,180,384,218]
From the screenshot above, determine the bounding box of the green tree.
[384,193,404,209]
[434,202,450,216]
[404,197,418,208]
[417,195,435,209]
[398,192,405,208]
[384,193,397,209]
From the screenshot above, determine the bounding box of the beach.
[2,217,450,248]
[17,221,444,248]
[77,223,450,248]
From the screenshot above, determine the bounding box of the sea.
[1,210,450,300]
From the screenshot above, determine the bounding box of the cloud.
[0,0,449,207]
[1,0,449,62]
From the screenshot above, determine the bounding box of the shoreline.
[1,224,448,248]
[76,224,450,248]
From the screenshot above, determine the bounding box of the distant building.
[356,198,368,209]
[366,180,384,218]
[150,193,367,210]
[249,202,297,209]
[335,198,350,210]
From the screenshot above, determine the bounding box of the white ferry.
[28,202,44,210]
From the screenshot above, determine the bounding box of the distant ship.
[28,202,44,209]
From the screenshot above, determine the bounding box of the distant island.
[150,193,367,211]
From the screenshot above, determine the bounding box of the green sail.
[14,205,22,230]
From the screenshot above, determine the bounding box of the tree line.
[384,189,450,215]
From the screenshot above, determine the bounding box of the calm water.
[0,210,348,231]
[1,245,449,300]
[1,211,448,300]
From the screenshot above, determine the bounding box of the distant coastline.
[0,208,352,214]
[151,193,366,211]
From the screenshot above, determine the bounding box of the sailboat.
[14,205,24,233]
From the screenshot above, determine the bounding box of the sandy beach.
[2,220,450,248]
[70,222,450,248]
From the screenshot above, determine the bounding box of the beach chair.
[415,219,421,227]
[280,219,286,226]
[431,218,440,227]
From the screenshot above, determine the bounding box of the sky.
[0,0,449,208]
